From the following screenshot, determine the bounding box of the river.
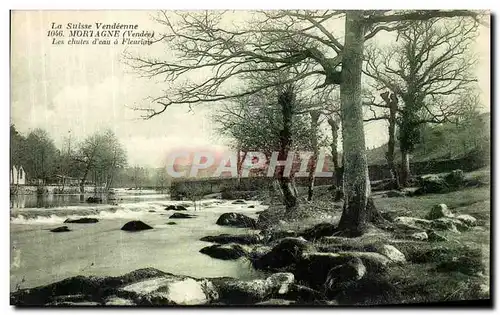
[10,189,266,292]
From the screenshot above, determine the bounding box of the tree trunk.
[307,110,320,201]
[336,11,375,236]
[381,92,401,190]
[80,164,91,194]
[327,116,343,201]
[400,149,411,187]
[237,150,247,189]
[277,85,298,212]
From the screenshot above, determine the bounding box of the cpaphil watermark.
[165,149,334,179]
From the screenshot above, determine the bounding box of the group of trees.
[10,126,127,192]
[126,10,486,236]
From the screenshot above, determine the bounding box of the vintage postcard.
[10,10,491,306]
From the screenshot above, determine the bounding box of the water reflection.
[10,190,170,209]
[10,194,97,209]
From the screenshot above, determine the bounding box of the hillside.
[366,112,491,165]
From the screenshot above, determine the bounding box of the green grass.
[261,171,491,305]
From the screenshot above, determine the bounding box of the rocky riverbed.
[10,175,491,306]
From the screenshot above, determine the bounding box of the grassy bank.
[256,170,490,305]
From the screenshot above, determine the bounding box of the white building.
[10,165,26,185]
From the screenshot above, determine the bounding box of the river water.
[10,189,266,292]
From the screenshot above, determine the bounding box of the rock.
[10,267,296,306]
[410,231,428,241]
[50,226,71,233]
[169,213,196,219]
[165,205,187,211]
[216,213,256,228]
[248,205,255,208]
[166,222,177,225]
[284,284,324,302]
[199,244,247,260]
[232,199,246,204]
[378,245,406,263]
[253,237,311,270]
[10,267,168,306]
[261,229,298,243]
[324,257,366,291]
[431,218,461,232]
[444,169,465,188]
[119,277,218,305]
[64,218,99,224]
[247,245,273,262]
[86,196,102,203]
[426,204,453,220]
[386,190,406,198]
[200,234,261,245]
[427,231,448,242]
[121,221,153,232]
[148,210,156,213]
[295,252,388,289]
[456,214,477,227]
[415,174,449,194]
[394,217,432,230]
[213,273,294,304]
[104,296,135,306]
[300,223,337,240]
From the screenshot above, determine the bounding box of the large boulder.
[377,245,406,263]
[426,204,453,220]
[200,234,261,245]
[294,252,389,289]
[50,226,71,233]
[121,221,153,232]
[169,213,196,219]
[415,174,449,195]
[261,229,298,243]
[199,244,247,260]
[216,213,256,228]
[165,205,188,211]
[283,284,325,303]
[11,267,298,306]
[393,217,432,230]
[456,214,478,227]
[431,218,463,232]
[444,169,465,188]
[64,218,99,224]
[213,273,294,304]
[10,267,168,306]
[118,276,219,305]
[253,237,312,270]
[324,257,366,291]
[300,223,337,240]
[427,231,448,242]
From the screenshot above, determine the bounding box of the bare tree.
[126,10,482,236]
[364,17,480,186]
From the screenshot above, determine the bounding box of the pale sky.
[10,11,490,167]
